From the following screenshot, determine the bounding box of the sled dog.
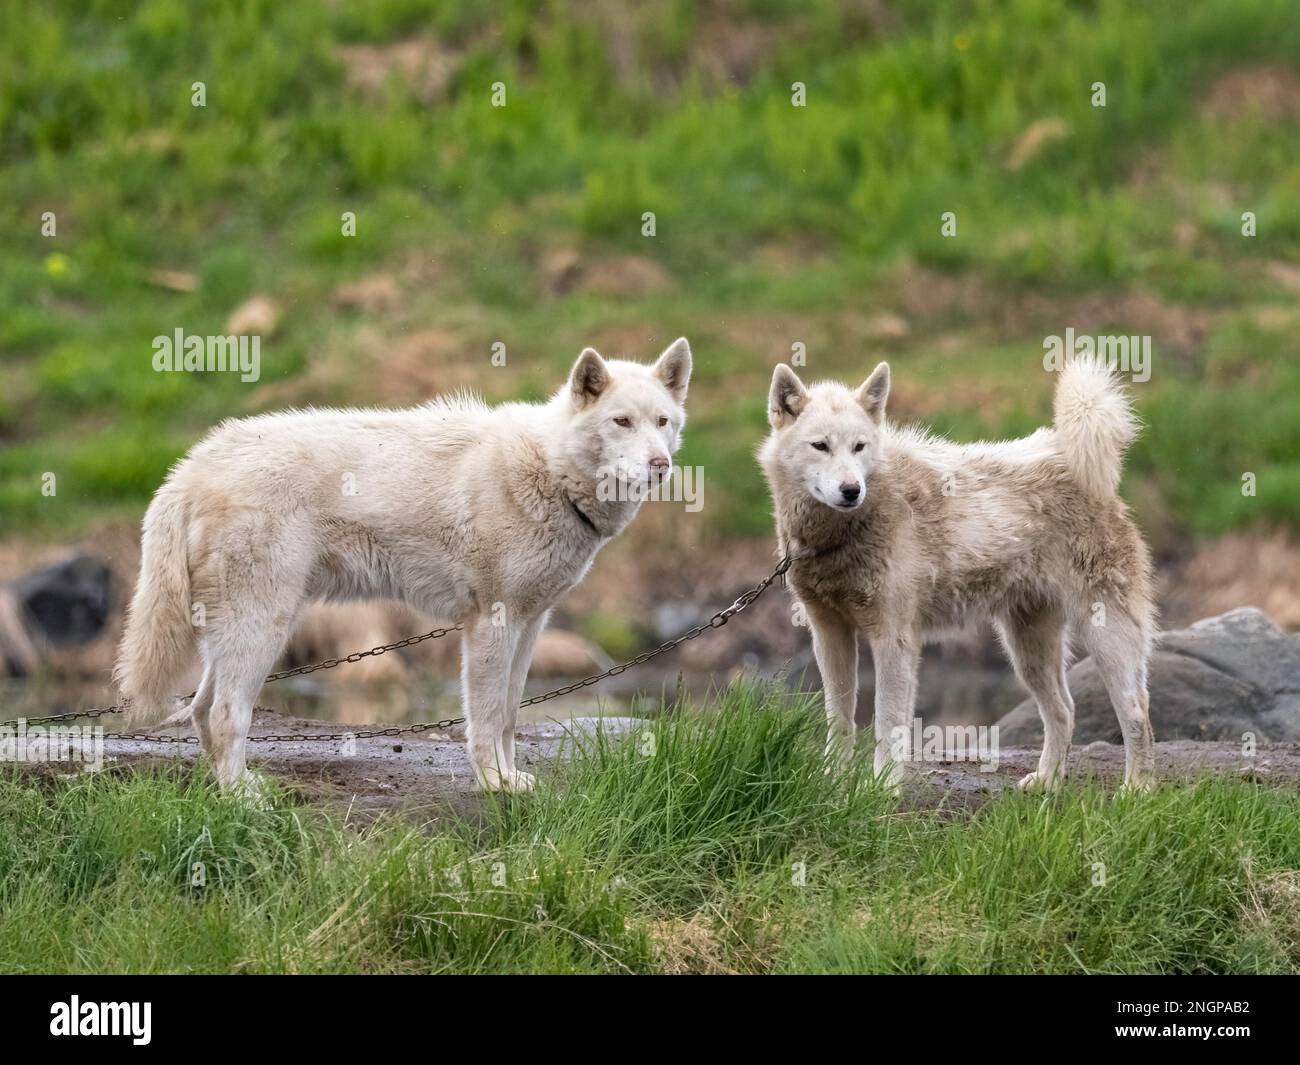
[115,339,693,793]
[759,358,1155,791]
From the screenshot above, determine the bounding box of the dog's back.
[872,412,1151,635]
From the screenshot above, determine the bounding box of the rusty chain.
[11,556,793,745]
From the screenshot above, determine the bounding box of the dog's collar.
[567,496,604,538]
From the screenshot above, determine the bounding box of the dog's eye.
[853,442,866,453]
[657,416,668,427]
[614,417,632,428]
[810,441,830,452]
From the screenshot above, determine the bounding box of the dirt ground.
[32,707,1300,823]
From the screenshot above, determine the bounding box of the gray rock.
[996,608,1300,744]
[12,553,112,647]
[1164,609,1300,696]
[1,554,112,674]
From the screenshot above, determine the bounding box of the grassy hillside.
[2,0,1299,546]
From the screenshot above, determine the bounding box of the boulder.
[996,608,1300,744]
[11,553,112,648]
[1,553,113,675]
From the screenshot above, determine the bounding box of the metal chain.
[261,623,463,683]
[517,554,793,707]
[12,557,793,744]
[110,716,472,746]
[12,624,465,730]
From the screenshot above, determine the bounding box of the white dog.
[759,358,1156,792]
[115,338,693,793]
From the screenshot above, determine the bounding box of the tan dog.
[759,358,1155,792]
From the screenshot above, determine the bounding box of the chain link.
[110,716,471,745]
[12,557,793,744]
[517,554,793,706]
[261,624,463,683]
[12,624,465,730]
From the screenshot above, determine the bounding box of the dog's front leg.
[500,611,550,788]
[461,615,530,792]
[806,602,859,767]
[870,632,920,791]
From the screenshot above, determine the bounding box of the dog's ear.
[652,337,692,404]
[569,347,611,407]
[769,364,808,429]
[855,361,890,424]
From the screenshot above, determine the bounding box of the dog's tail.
[113,486,194,727]
[1052,356,1139,500]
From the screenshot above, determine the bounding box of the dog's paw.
[510,769,537,792]
[225,770,271,810]
[1116,776,1155,798]
[1015,770,1064,793]
[475,766,536,793]
[869,751,905,793]
[877,776,902,799]
[822,750,852,776]
[823,733,857,772]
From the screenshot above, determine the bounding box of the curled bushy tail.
[1053,357,1139,499]
[113,489,194,726]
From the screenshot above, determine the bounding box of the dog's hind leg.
[195,517,309,800]
[202,598,303,800]
[173,660,216,750]
[188,657,215,750]
[869,629,920,790]
[1081,613,1155,792]
[998,605,1074,792]
[157,660,212,731]
[462,615,530,792]
[204,645,283,799]
[805,602,859,768]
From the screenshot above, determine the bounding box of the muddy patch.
[53,711,644,825]
[34,706,1300,824]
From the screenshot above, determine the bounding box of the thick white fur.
[115,338,692,794]
[759,357,1156,793]
[1053,357,1139,499]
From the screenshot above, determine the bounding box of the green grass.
[3,686,1298,974]
[1,0,1299,544]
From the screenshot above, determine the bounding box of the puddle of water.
[0,657,1019,731]
[0,675,620,730]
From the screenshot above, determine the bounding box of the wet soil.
[24,707,1300,823]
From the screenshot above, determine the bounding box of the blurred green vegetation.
[1,0,1298,547]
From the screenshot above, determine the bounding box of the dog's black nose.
[840,482,861,502]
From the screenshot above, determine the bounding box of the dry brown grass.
[1166,530,1300,631]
